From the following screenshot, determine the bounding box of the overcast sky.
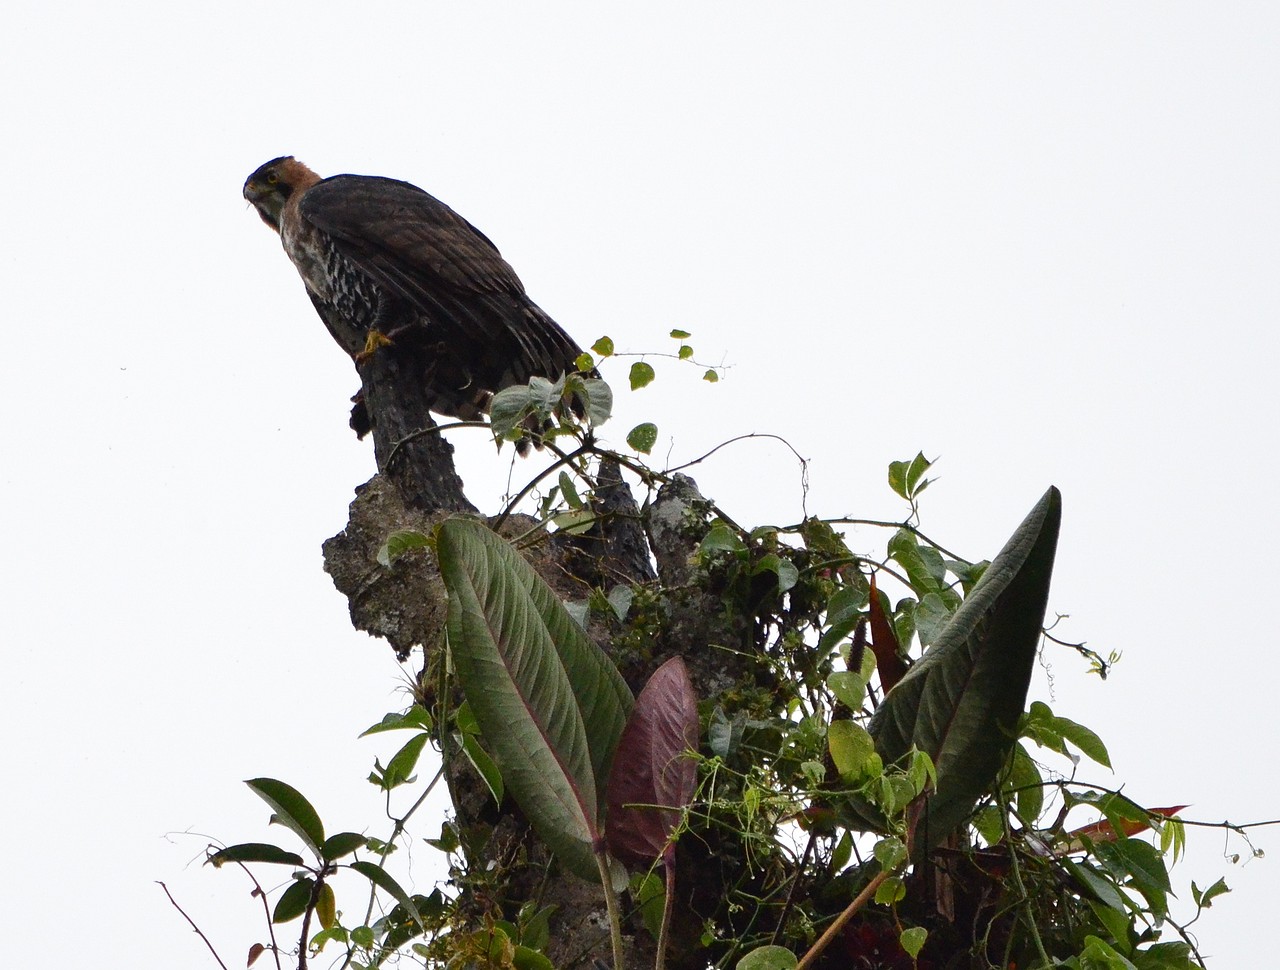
[2,2,1277,966]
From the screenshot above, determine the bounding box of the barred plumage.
[243,156,586,430]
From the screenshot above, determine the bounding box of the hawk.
[242,156,587,438]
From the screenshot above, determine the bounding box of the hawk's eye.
[266,172,279,185]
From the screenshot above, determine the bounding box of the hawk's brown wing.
[299,175,583,391]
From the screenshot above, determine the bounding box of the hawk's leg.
[355,328,394,363]
[354,294,407,363]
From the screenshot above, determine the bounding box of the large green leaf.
[207,842,306,868]
[867,487,1061,849]
[245,778,325,860]
[436,518,634,881]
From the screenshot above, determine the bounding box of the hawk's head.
[243,156,322,231]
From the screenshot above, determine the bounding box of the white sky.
[2,2,1276,966]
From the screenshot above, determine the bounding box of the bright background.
[2,2,1276,966]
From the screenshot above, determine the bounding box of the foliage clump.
[180,345,1253,970]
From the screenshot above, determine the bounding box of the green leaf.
[875,875,906,904]
[606,584,634,621]
[753,553,799,593]
[900,927,927,958]
[904,452,933,493]
[1055,714,1112,769]
[1191,876,1230,908]
[557,471,583,510]
[874,836,908,871]
[627,422,659,454]
[273,877,313,924]
[1080,935,1139,970]
[735,944,797,970]
[376,528,433,567]
[971,806,1003,845]
[629,361,656,390]
[489,384,534,438]
[316,882,336,930]
[573,352,595,372]
[426,821,460,854]
[826,670,868,711]
[1023,701,1111,769]
[678,344,694,360]
[669,328,692,340]
[1095,838,1171,917]
[888,452,935,500]
[829,720,879,782]
[1132,942,1196,969]
[360,706,432,736]
[460,728,505,805]
[207,842,306,868]
[436,518,634,881]
[351,925,375,948]
[552,509,597,535]
[1062,856,1129,913]
[703,369,719,383]
[866,488,1062,851]
[246,779,325,860]
[518,901,556,951]
[1005,741,1044,823]
[631,872,666,940]
[376,733,429,790]
[1088,900,1134,956]
[512,945,555,970]
[914,592,952,646]
[887,459,911,500]
[349,860,423,928]
[579,377,614,426]
[591,336,615,357]
[708,707,746,759]
[831,830,853,872]
[309,926,349,952]
[699,521,747,556]
[321,832,367,862]
[888,531,954,605]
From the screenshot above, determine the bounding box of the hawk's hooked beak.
[243,179,282,230]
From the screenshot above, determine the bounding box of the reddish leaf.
[868,573,909,693]
[247,943,266,967]
[1061,805,1189,852]
[605,657,700,868]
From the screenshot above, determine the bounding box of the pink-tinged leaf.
[867,573,908,693]
[1060,805,1189,853]
[605,657,700,868]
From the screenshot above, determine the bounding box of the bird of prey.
[242,156,587,433]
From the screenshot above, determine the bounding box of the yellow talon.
[355,328,394,363]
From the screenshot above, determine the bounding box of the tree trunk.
[320,352,729,967]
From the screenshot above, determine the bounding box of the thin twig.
[770,827,818,945]
[158,881,231,970]
[385,420,490,470]
[794,869,891,970]
[1001,814,1052,968]
[782,517,972,566]
[662,432,810,517]
[233,861,284,970]
[492,443,590,530]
